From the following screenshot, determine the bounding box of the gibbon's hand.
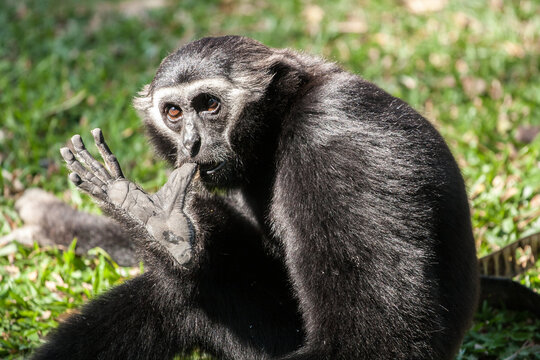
[60,128,197,265]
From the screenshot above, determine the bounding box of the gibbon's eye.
[191,94,221,114]
[206,96,220,113]
[166,106,183,122]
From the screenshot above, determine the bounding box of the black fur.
[33,36,479,359]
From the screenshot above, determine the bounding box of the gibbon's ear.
[133,84,152,113]
[258,53,309,98]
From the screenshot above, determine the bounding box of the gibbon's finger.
[60,147,106,190]
[92,128,124,179]
[69,173,107,201]
[71,134,113,183]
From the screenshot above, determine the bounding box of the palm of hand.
[60,128,197,265]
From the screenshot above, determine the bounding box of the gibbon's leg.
[32,258,303,360]
[5,188,137,266]
[31,273,192,360]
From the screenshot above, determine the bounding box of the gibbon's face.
[138,78,252,188]
[134,37,275,189]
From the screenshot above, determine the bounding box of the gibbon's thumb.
[167,163,198,206]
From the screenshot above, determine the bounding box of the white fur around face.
[135,78,255,150]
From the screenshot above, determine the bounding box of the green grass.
[0,0,539,358]
[0,241,136,356]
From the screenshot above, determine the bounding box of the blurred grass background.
[0,0,539,358]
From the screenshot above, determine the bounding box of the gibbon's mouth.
[199,161,226,175]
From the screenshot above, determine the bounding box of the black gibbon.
[33,36,480,360]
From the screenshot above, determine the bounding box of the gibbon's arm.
[36,128,304,360]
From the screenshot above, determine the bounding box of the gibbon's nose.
[182,119,201,158]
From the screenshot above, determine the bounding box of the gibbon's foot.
[1,188,137,266]
[60,128,198,265]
